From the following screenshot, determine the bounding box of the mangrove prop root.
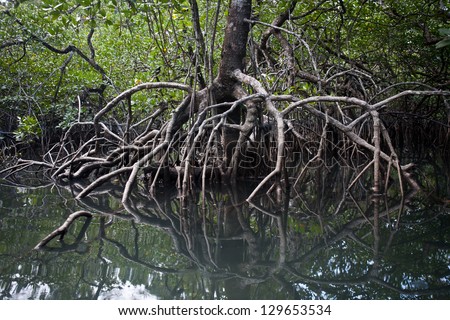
[3,71,450,204]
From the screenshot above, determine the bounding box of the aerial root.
[2,75,449,204]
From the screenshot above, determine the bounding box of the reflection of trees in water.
[30,163,450,299]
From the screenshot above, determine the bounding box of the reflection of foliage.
[1,158,449,299]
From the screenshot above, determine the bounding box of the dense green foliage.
[1,0,448,153]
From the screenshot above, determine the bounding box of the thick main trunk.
[214,0,252,170]
[217,0,252,87]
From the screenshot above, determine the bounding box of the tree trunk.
[214,0,252,170]
[217,0,252,86]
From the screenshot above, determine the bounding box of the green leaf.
[53,3,64,10]
[436,38,450,49]
[436,28,450,49]
[438,28,450,36]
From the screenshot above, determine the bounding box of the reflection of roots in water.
[34,165,450,298]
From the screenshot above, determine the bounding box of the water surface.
[0,162,449,299]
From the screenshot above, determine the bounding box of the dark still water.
[0,162,449,300]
